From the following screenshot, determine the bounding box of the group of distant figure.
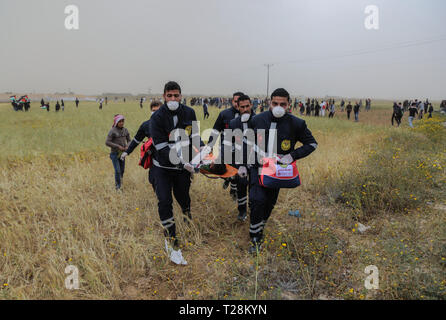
[287,98,372,122]
[191,97,268,113]
[9,95,31,111]
[37,97,80,112]
[9,94,444,129]
[392,99,435,128]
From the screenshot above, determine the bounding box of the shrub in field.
[328,118,445,220]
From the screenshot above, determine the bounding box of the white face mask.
[151,111,154,116]
[167,101,179,111]
[272,106,286,118]
[241,113,251,122]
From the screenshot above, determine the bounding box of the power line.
[274,34,446,66]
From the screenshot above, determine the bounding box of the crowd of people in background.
[8,93,443,129]
[188,96,267,113]
[286,98,372,122]
[9,95,31,111]
[393,99,434,128]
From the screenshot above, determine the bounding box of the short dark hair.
[164,81,181,94]
[150,100,162,110]
[233,91,244,98]
[237,94,251,104]
[271,88,290,102]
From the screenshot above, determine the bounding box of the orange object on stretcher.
[198,153,238,178]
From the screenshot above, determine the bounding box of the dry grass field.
[0,99,445,300]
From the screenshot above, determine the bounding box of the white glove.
[120,152,128,161]
[183,163,195,174]
[238,166,248,178]
[278,154,294,165]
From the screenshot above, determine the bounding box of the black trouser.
[204,111,209,119]
[148,169,156,193]
[329,111,334,118]
[235,175,249,214]
[228,176,237,195]
[248,168,280,240]
[391,113,402,126]
[347,111,351,119]
[151,166,191,239]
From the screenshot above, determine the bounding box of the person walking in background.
[391,102,403,127]
[408,103,418,128]
[354,102,360,122]
[320,101,326,117]
[55,100,60,112]
[328,102,335,118]
[346,101,352,120]
[306,100,311,116]
[203,101,210,119]
[75,97,79,108]
[403,100,409,112]
[106,114,131,190]
[314,100,320,117]
[427,103,434,118]
[418,101,424,119]
[61,99,65,111]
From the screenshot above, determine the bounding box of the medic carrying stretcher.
[138,140,238,178]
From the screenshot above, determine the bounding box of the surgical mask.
[167,101,179,111]
[272,106,285,118]
[241,113,251,122]
[151,111,154,116]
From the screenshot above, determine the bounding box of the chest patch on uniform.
[185,125,192,136]
[281,139,291,151]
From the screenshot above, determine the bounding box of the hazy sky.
[1,0,445,99]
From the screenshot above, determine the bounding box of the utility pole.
[264,64,273,99]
